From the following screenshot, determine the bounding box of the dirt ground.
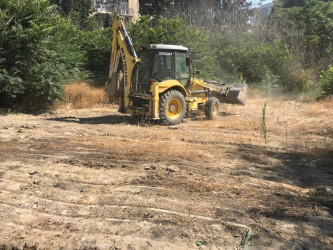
[0,98,332,249]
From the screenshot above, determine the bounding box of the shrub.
[81,27,113,87]
[320,65,333,97]
[218,35,291,85]
[279,63,315,92]
[219,40,271,84]
[0,0,88,110]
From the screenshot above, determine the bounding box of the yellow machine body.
[105,15,247,125]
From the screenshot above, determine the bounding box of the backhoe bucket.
[226,84,247,105]
[105,72,124,100]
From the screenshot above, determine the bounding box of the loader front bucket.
[226,84,247,105]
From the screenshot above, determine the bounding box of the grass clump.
[261,103,268,146]
[62,82,109,109]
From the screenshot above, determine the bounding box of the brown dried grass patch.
[185,179,223,192]
[304,96,333,116]
[82,137,215,163]
[74,124,219,163]
[63,82,109,109]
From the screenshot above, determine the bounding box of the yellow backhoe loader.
[106,15,247,125]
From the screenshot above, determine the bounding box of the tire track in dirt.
[0,177,233,223]
[0,200,225,223]
[0,191,241,248]
[1,166,141,186]
[0,157,251,248]
[1,101,332,249]
[1,219,186,249]
[0,149,308,233]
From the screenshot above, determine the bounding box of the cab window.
[153,52,174,81]
[138,50,153,85]
[175,52,190,86]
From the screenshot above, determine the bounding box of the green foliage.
[279,63,314,92]
[218,35,292,87]
[0,0,114,109]
[182,28,218,80]
[128,12,323,93]
[195,241,203,247]
[81,27,113,86]
[1,0,331,111]
[139,0,171,17]
[267,0,332,94]
[320,65,333,97]
[261,103,268,146]
[301,0,333,60]
[50,0,92,29]
[138,0,251,32]
[0,0,88,110]
[128,15,184,45]
[281,0,306,8]
[271,0,332,66]
[219,36,272,83]
[128,16,218,80]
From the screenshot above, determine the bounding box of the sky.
[247,0,274,8]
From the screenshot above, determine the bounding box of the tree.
[50,0,92,28]
[301,0,333,62]
[139,0,171,18]
[50,0,74,16]
[270,0,332,66]
[281,0,306,8]
[0,0,89,110]
[139,0,251,32]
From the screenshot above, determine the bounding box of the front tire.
[205,97,220,120]
[159,90,186,125]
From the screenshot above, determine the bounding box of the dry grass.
[58,89,332,156]
[79,132,216,163]
[186,97,333,153]
[304,96,333,116]
[62,82,109,109]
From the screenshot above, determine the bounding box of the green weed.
[261,103,268,146]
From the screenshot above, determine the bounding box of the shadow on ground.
[236,143,333,188]
[233,144,333,249]
[48,114,139,125]
[236,144,333,214]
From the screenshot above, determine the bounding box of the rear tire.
[159,90,186,125]
[205,97,220,120]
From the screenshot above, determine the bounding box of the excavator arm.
[105,15,140,110]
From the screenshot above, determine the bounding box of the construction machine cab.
[137,44,190,92]
[106,15,247,125]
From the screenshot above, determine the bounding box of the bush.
[219,39,271,83]
[0,0,88,110]
[81,27,113,87]
[218,35,291,85]
[1,1,329,111]
[320,65,333,97]
[278,61,315,92]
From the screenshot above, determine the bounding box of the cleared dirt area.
[0,98,332,249]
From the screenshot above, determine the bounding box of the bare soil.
[0,98,332,249]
